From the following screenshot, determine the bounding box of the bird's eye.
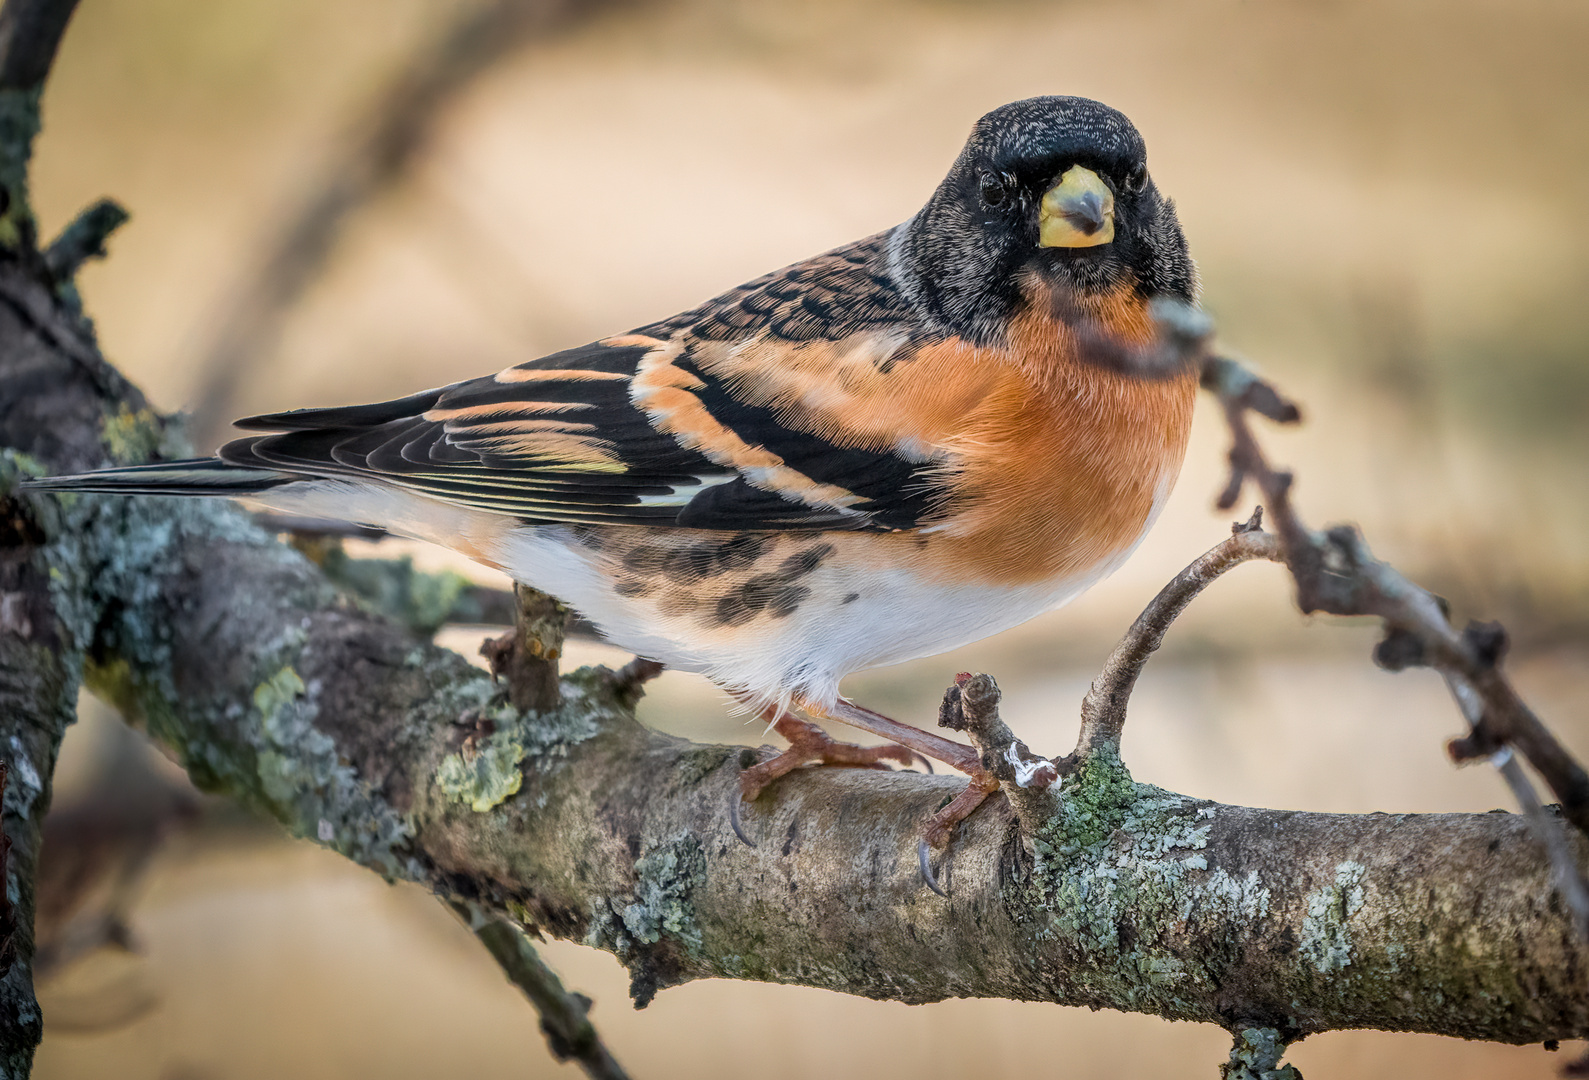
[979,173,1009,208]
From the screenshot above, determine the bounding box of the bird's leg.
[806,696,981,774]
[805,696,1002,851]
[738,704,917,802]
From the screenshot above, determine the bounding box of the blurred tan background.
[28,0,1589,1076]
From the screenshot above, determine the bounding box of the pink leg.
[738,707,916,802]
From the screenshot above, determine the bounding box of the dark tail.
[19,458,294,497]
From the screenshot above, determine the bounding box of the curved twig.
[1073,518,1282,762]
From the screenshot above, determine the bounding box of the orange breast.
[876,282,1197,585]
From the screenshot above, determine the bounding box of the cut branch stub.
[938,672,1056,834]
[480,584,568,713]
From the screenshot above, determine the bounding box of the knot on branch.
[1219,1027,1300,1080]
[607,656,664,710]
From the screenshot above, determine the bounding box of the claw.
[728,787,757,848]
[918,838,948,897]
[911,751,934,775]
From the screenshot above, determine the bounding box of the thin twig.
[1446,673,1589,941]
[450,899,630,1080]
[1073,516,1282,761]
[42,197,128,283]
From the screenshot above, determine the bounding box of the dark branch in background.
[451,900,630,1080]
[0,0,74,89]
[188,0,622,447]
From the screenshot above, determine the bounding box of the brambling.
[32,96,1197,848]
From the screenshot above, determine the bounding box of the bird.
[28,95,1198,850]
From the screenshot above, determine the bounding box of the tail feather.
[20,458,295,497]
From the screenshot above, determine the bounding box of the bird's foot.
[738,713,917,803]
[916,771,1003,897]
[923,770,1003,848]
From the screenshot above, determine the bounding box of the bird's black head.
[894,96,1195,345]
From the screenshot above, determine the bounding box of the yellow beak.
[1039,166,1115,248]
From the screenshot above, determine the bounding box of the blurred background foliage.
[27,0,1589,1077]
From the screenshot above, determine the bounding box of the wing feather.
[221,233,955,531]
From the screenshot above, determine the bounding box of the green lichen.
[1299,860,1367,974]
[582,830,708,1007]
[100,404,166,465]
[250,663,415,878]
[437,730,526,812]
[0,87,41,250]
[622,833,707,952]
[1222,1027,1301,1080]
[434,667,611,812]
[1021,749,1267,1018]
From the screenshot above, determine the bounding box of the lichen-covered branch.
[0,1,122,1070]
[10,435,1587,1043]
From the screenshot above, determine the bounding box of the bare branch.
[1074,520,1282,762]
[480,584,568,713]
[0,0,77,90]
[189,0,622,445]
[1200,346,1589,940]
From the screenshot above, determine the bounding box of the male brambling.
[32,96,1198,847]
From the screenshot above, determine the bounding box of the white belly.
[252,480,1160,712]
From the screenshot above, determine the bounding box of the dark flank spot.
[842,592,860,604]
[713,593,757,627]
[739,574,781,613]
[621,546,669,574]
[660,533,770,583]
[662,545,719,583]
[767,585,810,619]
[615,579,651,598]
[717,533,769,571]
[702,543,829,628]
[777,544,834,578]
